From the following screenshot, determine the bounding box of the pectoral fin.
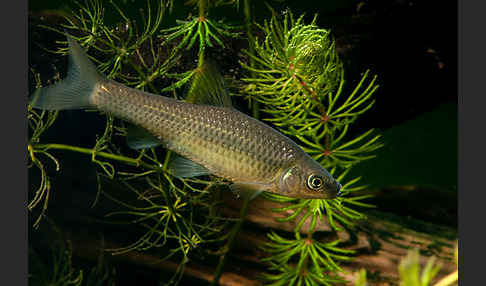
[126,124,162,150]
[229,183,268,201]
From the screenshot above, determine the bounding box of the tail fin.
[29,34,103,110]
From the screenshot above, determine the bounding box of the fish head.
[277,156,341,199]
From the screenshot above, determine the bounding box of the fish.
[29,34,342,199]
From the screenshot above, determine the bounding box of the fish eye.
[307,174,323,190]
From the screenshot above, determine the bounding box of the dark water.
[28,0,457,285]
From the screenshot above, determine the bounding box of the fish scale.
[94,79,301,184]
[29,34,341,199]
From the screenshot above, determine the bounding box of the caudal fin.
[29,34,103,110]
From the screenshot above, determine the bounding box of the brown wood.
[219,191,457,286]
[42,188,456,286]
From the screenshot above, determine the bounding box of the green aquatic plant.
[353,269,368,286]
[354,246,458,286]
[42,0,173,89]
[160,0,240,56]
[29,1,228,282]
[28,72,60,228]
[240,11,380,284]
[399,249,442,286]
[241,12,380,168]
[28,0,381,285]
[157,0,241,95]
[29,223,116,286]
[260,232,353,285]
[29,245,83,286]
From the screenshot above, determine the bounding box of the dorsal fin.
[185,60,232,107]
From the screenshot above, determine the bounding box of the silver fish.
[30,35,342,199]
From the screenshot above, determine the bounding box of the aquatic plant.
[239,11,380,285]
[29,243,83,286]
[29,222,115,286]
[28,0,381,285]
[354,246,458,286]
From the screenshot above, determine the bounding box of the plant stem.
[299,232,312,276]
[128,60,157,92]
[197,0,207,67]
[211,194,252,285]
[198,0,207,19]
[198,44,205,67]
[243,0,259,119]
[32,143,164,172]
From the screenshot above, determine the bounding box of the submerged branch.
[57,226,262,286]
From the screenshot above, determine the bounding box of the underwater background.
[28,0,457,285]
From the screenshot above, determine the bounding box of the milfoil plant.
[240,11,381,285]
[28,0,381,285]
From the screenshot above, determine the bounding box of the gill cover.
[277,160,341,199]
